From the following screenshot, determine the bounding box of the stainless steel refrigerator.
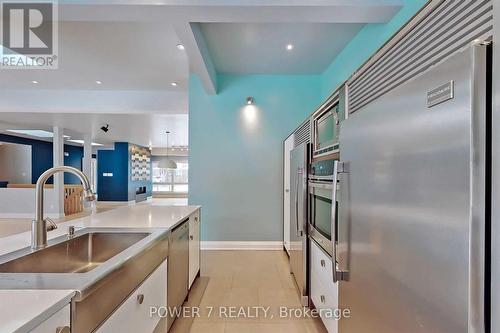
[290,142,309,306]
[336,43,490,332]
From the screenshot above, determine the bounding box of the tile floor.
[0,199,326,332]
[170,251,328,333]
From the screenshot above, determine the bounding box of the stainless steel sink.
[0,232,149,273]
[0,227,170,333]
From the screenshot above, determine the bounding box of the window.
[152,161,188,194]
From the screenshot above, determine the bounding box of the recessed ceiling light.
[171,82,178,87]
[31,80,39,84]
[95,80,102,85]
[286,44,294,51]
[177,44,185,50]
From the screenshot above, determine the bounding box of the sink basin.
[0,227,169,333]
[0,232,149,273]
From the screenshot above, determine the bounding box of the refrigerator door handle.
[299,167,307,236]
[332,161,348,283]
[295,168,303,237]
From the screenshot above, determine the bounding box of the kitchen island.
[0,203,201,333]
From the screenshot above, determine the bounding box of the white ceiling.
[200,23,364,74]
[0,0,402,148]
[0,113,188,148]
[0,22,189,91]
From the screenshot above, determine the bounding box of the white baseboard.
[201,241,284,251]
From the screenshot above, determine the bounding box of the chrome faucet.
[32,166,96,250]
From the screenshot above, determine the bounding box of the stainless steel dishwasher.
[167,219,189,330]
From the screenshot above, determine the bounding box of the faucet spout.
[32,166,96,250]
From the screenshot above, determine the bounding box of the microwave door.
[316,112,334,151]
[313,103,340,156]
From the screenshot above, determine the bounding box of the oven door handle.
[332,161,349,283]
[309,182,333,191]
[331,161,338,283]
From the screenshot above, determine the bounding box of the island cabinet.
[189,209,201,288]
[30,305,70,333]
[95,259,168,333]
[310,239,339,333]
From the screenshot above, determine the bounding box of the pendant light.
[158,131,177,169]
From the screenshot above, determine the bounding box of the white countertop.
[0,203,200,332]
[0,290,75,333]
[0,203,200,257]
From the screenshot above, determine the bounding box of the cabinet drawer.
[30,305,70,333]
[96,260,168,333]
[310,239,338,333]
[310,238,334,287]
[310,271,338,333]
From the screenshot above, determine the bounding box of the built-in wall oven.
[308,157,338,256]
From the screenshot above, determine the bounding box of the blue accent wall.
[64,145,84,184]
[320,0,428,98]
[97,142,129,201]
[189,74,321,241]
[97,142,152,201]
[0,133,83,184]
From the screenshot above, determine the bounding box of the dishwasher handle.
[171,218,189,233]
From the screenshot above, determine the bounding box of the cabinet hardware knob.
[194,216,198,222]
[137,294,145,304]
[320,260,325,267]
[190,235,194,240]
[56,326,70,333]
[320,295,326,303]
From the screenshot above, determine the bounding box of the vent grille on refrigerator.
[347,0,493,114]
[294,120,311,148]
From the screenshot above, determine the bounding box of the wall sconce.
[246,97,254,105]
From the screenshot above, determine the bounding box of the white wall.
[0,188,62,218]
[0,143,31,184]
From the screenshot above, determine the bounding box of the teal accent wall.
[320,0,428,99]
[189,0,428,242]
[189,74,321,241]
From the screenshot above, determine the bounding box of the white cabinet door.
[30,305,70,333]
[189,209,200,288]
[96,260,168,333]
[283,134,294,254]
[310,239,338,333]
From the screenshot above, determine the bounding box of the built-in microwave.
[308,158,338,256]
[312,102,340,158]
